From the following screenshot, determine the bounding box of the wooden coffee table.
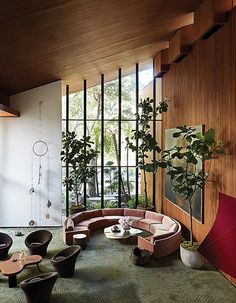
[0,252,42,287]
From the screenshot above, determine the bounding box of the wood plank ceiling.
[0,0,202,95]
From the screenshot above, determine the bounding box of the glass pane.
[87,167,101,209]
[104,121,118,166]
[87,84,101,120]
[69,91,84,120]
[121,73,136,120]
[120,167,136,208]
[139,62,153,91]
[104,166,118,208]
[62,121,84,138]
[62,95,66,120]
[62,166,85,210]
[121,121,136,166]
[104,78,118,120]
[87,121,101,167]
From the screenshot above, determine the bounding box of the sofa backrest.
[162,216,176,229]
[102,208,124,216]
[82,209,103,220]
[152,230,176,241]
[70,209,103,224]
[70,212,84,224]
[145,211,164,222]
[124,208,146,218]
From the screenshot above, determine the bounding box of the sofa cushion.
[145,211,164,222]
[82,209,103,220]
[129,216,143,223]
[132,219,156,231]
[70,212,85,224]
[76,217,108,230]
[152,230,176,241]
[103,215,123,220]
[76,219,94,227]
[149,224,168,234]
[87,218,109,231]
[124,209,146,218]
[66,218,75,231]
[162,216,176,229]
[102,208,124,216]
[169,224,178,233]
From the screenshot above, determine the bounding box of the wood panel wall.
[162,7,236,285]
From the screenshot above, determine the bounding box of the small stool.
[73,234,87,249]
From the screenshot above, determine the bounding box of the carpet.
[0,227,235,303]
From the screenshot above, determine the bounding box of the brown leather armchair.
[51,245,81,277]
[0,232,13,260]
[20,272,58,303]
[25,230,52,257]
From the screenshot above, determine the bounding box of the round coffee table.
[104,225,142,239]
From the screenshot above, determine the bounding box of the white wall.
[0,81,62,227]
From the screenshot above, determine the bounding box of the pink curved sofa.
[63,208,181,258]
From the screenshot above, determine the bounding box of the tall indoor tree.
[163,125,224,248]
[61,131,99,214]
[126,97,168,207]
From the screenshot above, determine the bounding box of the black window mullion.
[118,68,122,208]
[152,64,156,210]
[83,80,87,209]
[101,74,105,208]
[66,85,69,217]
[135,63,139,208]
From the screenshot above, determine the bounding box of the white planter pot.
[180,245,205,269]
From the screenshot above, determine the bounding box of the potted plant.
[127,194,152,209]
[163,125,224,268]
[61,131,99,215]
[126,97,168,209]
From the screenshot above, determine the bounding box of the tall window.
[62,65,153,215]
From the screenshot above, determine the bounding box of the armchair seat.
[25,230,52,257]
[0,232,13,260]
[51,246,81,277]
[20,272,58,303]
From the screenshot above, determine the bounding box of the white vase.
[180,245,205,269]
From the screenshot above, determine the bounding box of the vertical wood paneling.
[162,7,236,286]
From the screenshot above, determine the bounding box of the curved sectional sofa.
[63,208,181,258]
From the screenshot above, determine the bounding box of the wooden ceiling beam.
[154,49,170,78]
[169,24,195,64]
[194,0,233,40]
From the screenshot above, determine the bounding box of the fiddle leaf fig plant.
[163,125,224,248]
[126,97,168,207]
[61,131,99,207]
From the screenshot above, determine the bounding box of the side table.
[73,234,87,249]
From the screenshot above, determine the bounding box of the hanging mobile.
[30,101,51,225]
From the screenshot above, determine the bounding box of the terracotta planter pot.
[180,244,205,269]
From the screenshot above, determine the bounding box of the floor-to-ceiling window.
[62,64,153,216]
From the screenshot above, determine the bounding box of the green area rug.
[0,227,235,303]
